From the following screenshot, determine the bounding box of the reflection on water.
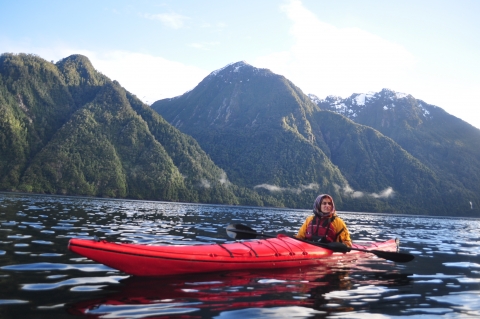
[65,265,412,318]
[0,192,479,318]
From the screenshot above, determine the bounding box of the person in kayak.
[296,194,352,247]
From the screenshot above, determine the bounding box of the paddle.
[226,223,414,263]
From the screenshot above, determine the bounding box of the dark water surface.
[0,193,479,318]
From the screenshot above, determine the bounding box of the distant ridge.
[310,88,480,215]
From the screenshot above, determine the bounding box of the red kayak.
[68,236,399,277]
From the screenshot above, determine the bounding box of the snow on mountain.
[307,94,322,105]
[353,92,376,106]
[309,88,435,121]
[395,92,408,99]
[209,61,251,77]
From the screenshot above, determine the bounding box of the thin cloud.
[370,187,395,199]
[219,172,230,185]
[336,184,395,199]
[341,184,365,199]
[200,179,211,188]
[144,12,190,29]
[199,173,230,188]
[254,183,319,194]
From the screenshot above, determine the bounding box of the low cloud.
[370,187,395,199]
[254,183,318,194]
[200,179,211,188]
[198,172,230,188]
[336,184,395,199]
[340,184,365,199]
[219,172,230,185]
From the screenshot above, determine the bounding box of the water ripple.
[0,299,29,305]
[1,262,115,272]
[0,193,479,319]
[22,276,128,290]
[85,302,202,318]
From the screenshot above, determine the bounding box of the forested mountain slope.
[152,62,476,215]
[0,54,269,206]
[311,89,480,215]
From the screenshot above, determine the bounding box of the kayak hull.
[68,237,398,277]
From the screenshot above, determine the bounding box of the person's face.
[320,198,333,213]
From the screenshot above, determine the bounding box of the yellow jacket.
[296,214,352,247]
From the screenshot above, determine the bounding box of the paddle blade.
[226,224,258,240]
[371,250,415,263]
[318,242,352,253]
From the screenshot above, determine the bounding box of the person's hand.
[324,242,351,253]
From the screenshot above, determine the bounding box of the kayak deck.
[68,237,398,276]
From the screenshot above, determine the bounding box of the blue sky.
[1,0,479,129]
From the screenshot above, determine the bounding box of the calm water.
[0,192,479,319]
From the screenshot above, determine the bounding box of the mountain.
[151,62,472,216]
[0,53,270,206]
[310,89,480,215]
[153,62,346,209]
[2,54,478,216]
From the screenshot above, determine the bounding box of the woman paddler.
[296,194,352,247]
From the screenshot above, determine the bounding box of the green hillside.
[0,53,268,206]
